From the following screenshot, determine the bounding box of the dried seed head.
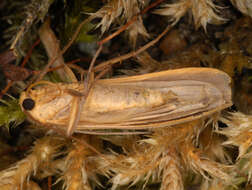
[154,0,226,30]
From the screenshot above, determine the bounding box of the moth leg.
[65,70,94,136]
[67,94,85,136]
[65,89,84,136]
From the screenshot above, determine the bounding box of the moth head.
[20,81,75,126]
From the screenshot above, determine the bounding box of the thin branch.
[94,25,172,72]
[21,39,40,67]
[84,45,103,95]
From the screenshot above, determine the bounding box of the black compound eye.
[22,98,35,111]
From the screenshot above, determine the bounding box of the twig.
[39,58,91,74]
[94,66,111,81]
[10,27,25,51]
[0,81,14,99]
[94,25,172,72]
[21,39,40,67]
[48,176,52,190]
[84,45,103,95]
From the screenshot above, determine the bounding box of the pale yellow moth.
[20,67,232,136]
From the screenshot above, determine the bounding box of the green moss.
[61,0,101,44]
[0,96,26,129]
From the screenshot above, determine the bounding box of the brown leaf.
[0,50,16,66]
[2,64,31,81]
[0,50,31,81]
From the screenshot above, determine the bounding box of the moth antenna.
[26,80,60,93]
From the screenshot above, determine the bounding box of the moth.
[19,67,232,136]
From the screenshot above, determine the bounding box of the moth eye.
[22,98,35,111]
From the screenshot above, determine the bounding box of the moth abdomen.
[84,84,177,112]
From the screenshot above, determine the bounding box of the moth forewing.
[97,67,231,101]
[20,68,232,135]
